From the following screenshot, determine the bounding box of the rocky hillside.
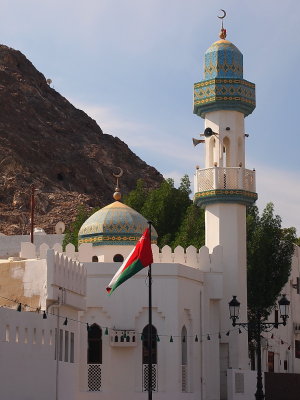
[0,45,163,235]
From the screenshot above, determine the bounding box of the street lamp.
[228,294,290,400]
[278,294,290,325]
[229,295,240,325]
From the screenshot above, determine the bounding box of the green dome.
[78,201,157,246]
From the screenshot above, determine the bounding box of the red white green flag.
[106,228,153,295]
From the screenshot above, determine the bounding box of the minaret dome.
[194,32,256,118]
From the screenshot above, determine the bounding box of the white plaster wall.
[227,369,256,400]
[78,244,133,263]
[76,262,204,400]
[46,249,86,311]
[0,306,79,400]
[261,245,300,375]
[204,110,245,168]
[0,234,64,258]
[205,203,249,370]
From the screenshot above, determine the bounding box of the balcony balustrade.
[194,167,257,206]
[195,167,256,193]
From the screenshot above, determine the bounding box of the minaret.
[193,22,257,370]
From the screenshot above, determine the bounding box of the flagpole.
[148,221,152,400]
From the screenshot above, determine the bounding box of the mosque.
[0,23,299,400]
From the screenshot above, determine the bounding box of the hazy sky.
[1,0,299,234]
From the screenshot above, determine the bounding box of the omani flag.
[106,228,153,295]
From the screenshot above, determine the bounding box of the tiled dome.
[193,37,255,118]
[78,201,157,246]
[204,39,243,80]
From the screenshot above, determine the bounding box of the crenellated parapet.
[19,240,223,274]
[46,249,86,311]
[151,244,223,272]
[20,241,63,259]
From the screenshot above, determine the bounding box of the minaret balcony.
[194,167,257,207]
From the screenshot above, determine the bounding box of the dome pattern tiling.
[78,201,157,246]
[194,39,255,118]
[204,40,243,80]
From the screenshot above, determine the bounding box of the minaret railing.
[195,167,256,193]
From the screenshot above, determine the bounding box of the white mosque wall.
[261,245,300,375]
[46,249,86,311]
[0,258,48,310]
[75,242,224,271]
[19,239,224,275]
[0,233,64,258]
[0,306,80,400]
[227,369,256,400]
[0,249,86,313]
[77,261,205,400]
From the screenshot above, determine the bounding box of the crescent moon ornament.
[113,167,123,178]
[218,9,226,19]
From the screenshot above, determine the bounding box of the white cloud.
[72,100,201,166]
[255,164,300,235]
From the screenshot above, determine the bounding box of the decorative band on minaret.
[194,26,255,118]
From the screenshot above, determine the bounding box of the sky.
[0,0,299,234]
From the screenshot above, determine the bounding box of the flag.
[106,227,153,295]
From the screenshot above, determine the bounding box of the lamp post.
[229,294,290,400]
[29,185,40,244]
[30,184,35,244]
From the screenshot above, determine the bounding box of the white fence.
[195,167,256,193]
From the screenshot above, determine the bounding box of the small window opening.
[92,256,98,262]
[88,324,102,364]
[113,254,124,262]
[142,324,157,364]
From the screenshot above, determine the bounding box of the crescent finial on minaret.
[218,9,227,39]
[112,167,123,201]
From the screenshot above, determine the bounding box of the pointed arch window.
[88,324,102,364]
[181,325,188,392]
[142,324,158,392]
[209,137,216,167]
[142,324,157,364]
[181,326,187,365]
[87,324,102,392]
[223,136,231,167]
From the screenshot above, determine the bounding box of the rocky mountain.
[0,45,163,235]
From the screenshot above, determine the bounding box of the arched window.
[209,137,216,167]
[142,324,157,364]
[92,256,98,262]
[238,136,243,167]
[223,137,230,167]
[181,326,187,365]
[181,325,188,392]
[88,324,102,364]
[113,254,124,262]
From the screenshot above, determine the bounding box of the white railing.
[195,167,256,193]
[88,364,102,391]
[142,364,158,392]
